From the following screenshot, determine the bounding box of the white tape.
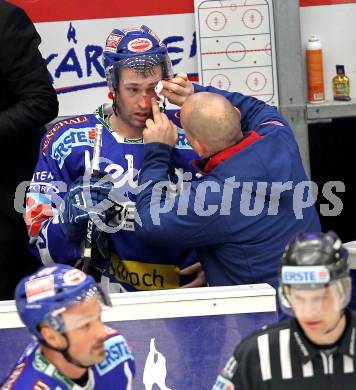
[155,80,164,103]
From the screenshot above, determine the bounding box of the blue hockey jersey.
[26,105,199,292]
[0,328,135,389]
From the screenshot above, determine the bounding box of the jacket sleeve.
[193,84,292,137]
[135,143,232,248]
[26,139,81,264]
[0,6,58,141]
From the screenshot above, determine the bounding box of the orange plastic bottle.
[306,36,325,103]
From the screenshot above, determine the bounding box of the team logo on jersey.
[127,38,153,52]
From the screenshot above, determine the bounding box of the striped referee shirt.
[213,309,356,389]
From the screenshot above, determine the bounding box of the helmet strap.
[42,333,91,369]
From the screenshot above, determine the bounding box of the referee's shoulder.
[234,318,292,356]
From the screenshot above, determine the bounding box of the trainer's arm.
[193,84,291,136]
[160,73,291,137]
[136,100,231,247]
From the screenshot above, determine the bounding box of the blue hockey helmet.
[279,231,351,314]
[15,265,111,341]
[102,25,173,91]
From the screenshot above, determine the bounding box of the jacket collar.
[193,130,262,174]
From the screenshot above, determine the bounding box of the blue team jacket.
[136,85,321,290]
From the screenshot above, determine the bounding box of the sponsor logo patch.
[282,265,330,284]
[51,127,95,168]
[109,256,180,290]
[97,334,134,375]
[42,116,88,155]
[105,33,124,53]
[127,38,153,52]
[63,269,87,286]
[26,194,53,239]
[25,275,55,303]
[212,375,235,390]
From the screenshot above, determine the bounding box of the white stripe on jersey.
[302,361,314,377]
[343,355,354,374]
[279,329,292,379]
[258,333,272,381]
[124,361,133,390]
[328,355,334,374]
[320,353,329,374]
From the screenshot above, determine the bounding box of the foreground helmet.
[279,231,351,312]
[102,25,173,91]
[15,265,111,341]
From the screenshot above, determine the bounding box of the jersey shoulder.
[41,114,99,157]
[0,343,62,390]
[94,327,134,376]
[234,318,291,358]
[40,114,102,170]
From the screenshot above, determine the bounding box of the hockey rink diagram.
[195,0,279,106]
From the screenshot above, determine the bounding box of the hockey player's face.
[289,285,345,344]
[63,298,107,366]
[116,66,163,130]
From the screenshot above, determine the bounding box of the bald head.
[181,92,242,155]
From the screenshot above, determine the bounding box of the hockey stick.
[82,123,103,274]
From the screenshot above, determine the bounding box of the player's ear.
[40,324,66,349]
[193,138,209,158]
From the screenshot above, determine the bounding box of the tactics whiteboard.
[194,0,279,106]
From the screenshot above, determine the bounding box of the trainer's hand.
[143,98,178,146]
[161,73,194,107]
[180,262,206,288]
